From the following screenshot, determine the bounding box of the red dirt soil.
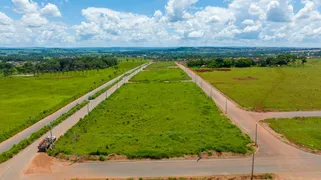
[195,68,231,72]
[233,76,257,81]
[74,174,279,180]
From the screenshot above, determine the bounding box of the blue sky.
[1,0,321,47]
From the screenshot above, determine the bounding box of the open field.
[0,60,145,143]
[131,69,190,82]
[51,81,252,159]
[197,59,321,111]
[265,117,321,151]
[146,61,176,69]
[132,61,190,82]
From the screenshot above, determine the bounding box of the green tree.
[3,63,16,76]
[235,59,254,67]
[301,56,307,65]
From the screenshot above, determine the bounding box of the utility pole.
[197,128,202,162]
[255,124,258,146]
[225,97,228,114]
[251,150,255,180]
[251,124,258,180]
[73,133,79,162]
[49,122,53,143]
[87,103,90,114]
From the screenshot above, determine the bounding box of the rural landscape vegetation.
[1,0,321,179]
[0,47,321,180]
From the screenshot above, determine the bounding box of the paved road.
[1,62,321,180]
[0,63,150,180]
[254,111,321,120]
[0,64,144,154]
[21,157,321,180]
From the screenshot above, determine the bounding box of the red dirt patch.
[233,76,258,81]
[24,153,69,175]
[73,174,279,180]
[255,103,265,112]
[24,153,55,174]
[215,68,232,71]
[54,148,255,163]
[195,68,231,73]
[195,69,214,72]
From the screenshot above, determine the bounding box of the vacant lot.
[131,69,190,82]
[52,82,252,159]
[0,61,144,142]
[146,61,176,69]
[265,117,321,151]
[198,59,321,111]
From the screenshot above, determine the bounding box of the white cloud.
[12,0,62,27]
[248,4,263,17]
[40,3,62,17]
[12,0,39,14]
[188,31,203,38]
[154,10,163,21]
[73,7,169,43]
[2,0,321,47]
[21,13,48,27]
[0,12,13,25]
[165,0,198,22]
[35,23,75,44]
[0,0,69,46]
[242,19,255,25]
[295,1,321,21]
[266,0,294,22]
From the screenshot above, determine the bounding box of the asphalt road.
[0,64,144,154]
[1,62,321,180]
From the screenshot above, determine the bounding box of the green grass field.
[265,117,321,150]
[51,64,252,159]
[131,69,190,82]
[0,60,145,142]
[197,59,321,111]
[146,61,176,69]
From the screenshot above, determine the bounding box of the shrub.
[99,155,105,161]
[263,173,273,179]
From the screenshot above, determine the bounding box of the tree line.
[186,54,308,68]
[0,56,119,77]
